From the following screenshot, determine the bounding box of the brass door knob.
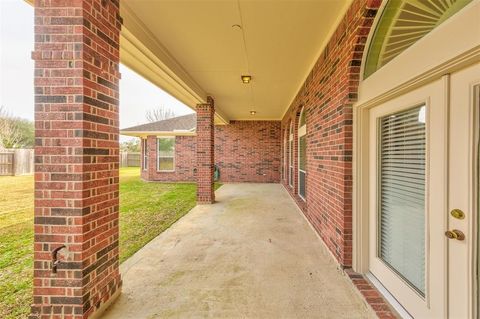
[450,209,465,220]
[445,229,465,241]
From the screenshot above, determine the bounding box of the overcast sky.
[0,0,193,140]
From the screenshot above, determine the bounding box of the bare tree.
[145,106,176,122]
[0,106,34,149]
[120,138,140,152]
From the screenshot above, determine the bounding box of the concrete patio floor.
[102,184,374,319]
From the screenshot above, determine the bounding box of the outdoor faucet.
[51,245,66,274]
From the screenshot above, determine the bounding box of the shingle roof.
[121,113,196,133]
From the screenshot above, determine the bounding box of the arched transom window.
[298,108,306,199]
[363,0,472,79]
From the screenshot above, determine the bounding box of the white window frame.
[142,138,148,171]
[289,122,294,188]
[298,108,306,200]
[157,137,175,172]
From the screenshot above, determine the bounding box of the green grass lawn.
[0,167,219,319]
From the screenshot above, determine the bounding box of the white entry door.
[369,77,448,319]
[368,63,480,318]
[448,63,480,319]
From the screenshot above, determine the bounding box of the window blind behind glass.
[379,105,426,296]
[299,135,306,198]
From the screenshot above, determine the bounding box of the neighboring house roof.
[121,113,197,137]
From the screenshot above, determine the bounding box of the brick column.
[140,138,148,180]
[31,1,122,318]
[196,97,215,204]
[147,135,157,180]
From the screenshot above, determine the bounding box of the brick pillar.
[140,138,148,180]
[31,1,122,318]
[196,97,215,204]
[147,135,157,181]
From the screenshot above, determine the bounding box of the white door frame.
[353,60,480,318]
[448,66,480,319]
[474,85,480,319]
[352,1,480,317]
[368,77,448,319]
[353,0,480,274]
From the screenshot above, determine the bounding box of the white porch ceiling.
[120,0,351,121]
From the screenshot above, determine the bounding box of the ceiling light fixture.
[250,110,256,115]
[241,75,252,84]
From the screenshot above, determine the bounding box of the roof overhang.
[26,0,352,122]
[120,130,197,138]
[120,6,230,125]
[119,0,352,121]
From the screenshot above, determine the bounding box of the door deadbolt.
[445,229,465,241]
[450,209,465,220]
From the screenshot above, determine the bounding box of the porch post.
[196,96,215,204]
[31,1,122,318]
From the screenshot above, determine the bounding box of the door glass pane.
[289,139,293,186]
[289,167,293,186]
[300,110,306,126]
[299,171,306,198]
[289,140,293,164]
[299,134,306,199]
[379,105,426,296]
[299,135,306,171]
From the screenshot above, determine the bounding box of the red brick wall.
[141,135,196,182]
[196,98,215,203]
[281,0,380,268]
[31,0,122,318]
[140,121,281,184]
[215,121,281,183]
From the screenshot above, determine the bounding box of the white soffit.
[120,0,351,121]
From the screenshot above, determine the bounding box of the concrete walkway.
[102,184,373,319]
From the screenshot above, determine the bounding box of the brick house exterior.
[29,0,388,316]
[123,115,281,184]
[215,120,281,183]
[141,135,197,182]
[28,0,478,317]
[281,0,380,268]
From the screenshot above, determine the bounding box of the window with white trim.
[298,108,306,199]
[142,139,148,170]
[289,122,293,187]
[157,137,175,172]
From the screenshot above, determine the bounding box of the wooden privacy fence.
[0,150,139,175]
[0,149,34,176]
[120,152,140,167]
